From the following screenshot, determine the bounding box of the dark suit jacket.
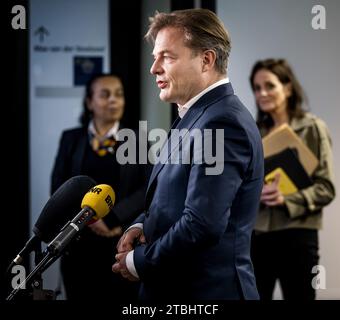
[51,126,150,228]
[133,83,264,300]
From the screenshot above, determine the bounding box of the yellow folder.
[265,167,298,195]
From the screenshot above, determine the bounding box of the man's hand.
[261,173,285,206]
[112,251,139,281]
[116,227,146,253]
[88,219,123,238]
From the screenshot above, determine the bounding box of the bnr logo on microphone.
[90,187,102,194]
[105,195,114,210]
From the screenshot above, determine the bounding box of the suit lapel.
[145,83,234,201]
[146,117,181,191]
[147,106,206,190]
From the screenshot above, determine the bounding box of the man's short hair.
[145,9,231,75]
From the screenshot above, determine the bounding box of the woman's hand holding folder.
[261,173,285,207]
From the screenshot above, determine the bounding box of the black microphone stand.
[7,207,97,300]
[6,243,58,301]
[31,242,58,300]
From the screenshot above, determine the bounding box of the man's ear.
[202,50,217,72]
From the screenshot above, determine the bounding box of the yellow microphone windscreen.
[81,184,115,219]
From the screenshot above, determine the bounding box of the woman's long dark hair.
[249,58,307,129]
[79,73,124,128]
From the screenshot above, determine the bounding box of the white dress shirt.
[88,120,120,139]
[177,77,229,119]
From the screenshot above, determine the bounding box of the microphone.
[34,175,97,242]
[9,176,96,267]
[6,183,115,301]
[47,184,115,256]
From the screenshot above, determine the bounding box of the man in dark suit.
[112,9,264,300]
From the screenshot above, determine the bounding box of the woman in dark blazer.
[51,73,150,300]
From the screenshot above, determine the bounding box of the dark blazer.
[133,83,264,300]
[51,126,150,228]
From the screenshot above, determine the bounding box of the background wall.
[217,0,340,299]
[29,0,110,297]
[141,0,171,132]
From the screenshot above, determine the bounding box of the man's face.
[150,27,205,105]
